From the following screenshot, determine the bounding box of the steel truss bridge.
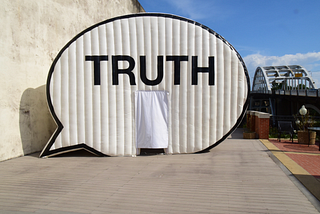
[250,65,320,125]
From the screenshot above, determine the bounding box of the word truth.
[85,55,215,86]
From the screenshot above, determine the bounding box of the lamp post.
[297,105,308,132]
[299,105,307,116]
[299,105,310,146]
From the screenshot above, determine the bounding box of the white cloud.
[243,52,320,88]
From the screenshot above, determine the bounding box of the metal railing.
[270,115,320,128]
[251,89,320,97]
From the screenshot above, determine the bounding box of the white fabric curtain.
[135,91,169,148]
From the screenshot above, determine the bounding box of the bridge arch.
[252,65,316,93]
[250,65,320,125]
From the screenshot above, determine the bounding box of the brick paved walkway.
[0,130,319,214]
[270,139,320,154]
[269,139,320,180]
[286,154,320,179]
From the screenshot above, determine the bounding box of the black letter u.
[140,56,163,86]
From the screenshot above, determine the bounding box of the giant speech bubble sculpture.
[40,13,250,157]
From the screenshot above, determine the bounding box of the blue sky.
[138,0,320,88]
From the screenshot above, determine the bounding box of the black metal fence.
[270,115,320,128]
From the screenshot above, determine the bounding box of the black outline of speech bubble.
[40,13,250,158]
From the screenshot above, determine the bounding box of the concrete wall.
[0,0,144,161]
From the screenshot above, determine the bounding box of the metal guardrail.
[270,115,320,127]
[251,89,320,97]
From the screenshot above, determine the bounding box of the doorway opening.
[135,91,169,154]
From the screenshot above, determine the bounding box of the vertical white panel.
[209,35,217,145]
[116,20,125,156]
[60,50,70,147]
[186,23,195,153]
[120,19,130,156]
[108,21,117,155]
[194,25,202,151]
[223,44,231,135]
[91,28,101,152]
[230,52,238,125]
[76,37,85,145]
[171,19,180,153]
[143,17,152,91]
[157,17,166,90]
[179,20,188,153]
[216,38,224,140]
[105,22,115,155]
[98,25,109,154]
[150,17,159,91]
[114,20,124,156]
[135,17,145,91]
[129,18,138,155]
[68,43,78,146]
[83,32,93,148]
[157,17,167,154]
[164,18,172,89]
[165,18,173,154]
[201,29,210,150]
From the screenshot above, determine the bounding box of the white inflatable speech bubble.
[40,13,250,157]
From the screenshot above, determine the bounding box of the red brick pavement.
[286,154,320,179]
[269,139,320,180]
[270,139,320,154]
